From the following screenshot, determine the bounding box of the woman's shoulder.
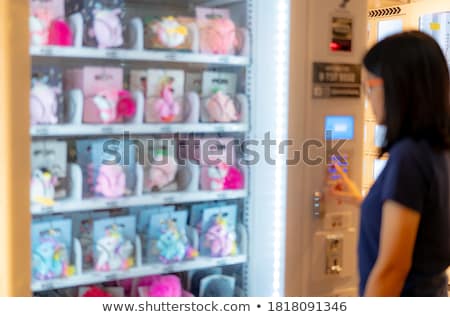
[388,138,444,177]
[389,138,433,159]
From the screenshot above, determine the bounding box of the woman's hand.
[327,162,363,206]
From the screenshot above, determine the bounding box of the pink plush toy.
[206,91,238,122]
[116,275,193,297]
[48,19,73,46]
[201,162,244,191]
[82,286,112,297]
[95,164,126,198]
[139,275,182,297]
[200,18,238,55]
[147,154,178,191]
[153,82,181,123]
[205,216,237,257]
[223,165,244,190]
[90,9,123,49]
[117,90,137,119]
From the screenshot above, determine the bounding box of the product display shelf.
[32,255,247,292]
[30,46,250,66]
[31,123,248,137]
[32,189,248,215]
[29,0,253,295]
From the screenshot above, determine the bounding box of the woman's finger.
[333,163,362,200]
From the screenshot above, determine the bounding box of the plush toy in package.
[31,141,68,206]
[64,66,137,124]
[196,7,242,55]
[30,0,72,46]
[200,71,240,123]
[31,66,64,125]
[75,138,136,198]
[143,16,194,51]
[145,69,185,123]
[189,202,227,234]
[144,139,179,193]
[65,0,125,48]
[31,219,75,280]
[200,205,238,257]
[130,206,175,258]
[92,215,136,272]
[147,210,198,264]
[196,138,244,191]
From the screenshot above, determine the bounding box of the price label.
[159,126,173,134]
[163,196,176,204]
[105,50,119,59]
[214,125,226,133]
[216,192,228,200]
[104,273,119,281]
[40,282,55,291]
[101,126,114,134]
[215,259,228,266]
[165,53,178,61]
[35,127,49,136]
[106,200,119,208]
[43,206,54,214]
[218,56,230,64]
[162,265,175,274]
[40,46,54,56]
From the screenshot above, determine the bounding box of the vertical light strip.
[272,0,289,298]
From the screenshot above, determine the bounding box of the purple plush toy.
[204,216,237,257]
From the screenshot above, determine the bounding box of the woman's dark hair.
[363,31,450,155]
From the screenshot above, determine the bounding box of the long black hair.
[363,31,450,155]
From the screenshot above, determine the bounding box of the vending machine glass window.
[377,19,403,41]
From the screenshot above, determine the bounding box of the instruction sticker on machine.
[419,12,450,65]
[312,62,361,98]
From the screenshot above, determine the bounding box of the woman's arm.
[364,200,421,296]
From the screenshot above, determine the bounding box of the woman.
[333,31,450,296]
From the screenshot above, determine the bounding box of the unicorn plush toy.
[32,234,71,280]
[30,168,58,206]
[204,215,237,257]
[95,226,134,272]
[89,8,123,48]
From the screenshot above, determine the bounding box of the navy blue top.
[359,138,450,296]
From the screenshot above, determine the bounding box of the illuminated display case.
[27,0,290,297]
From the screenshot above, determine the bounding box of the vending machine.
[285,0,368,296]
[21,0,291,297]
[285,0,450,297]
